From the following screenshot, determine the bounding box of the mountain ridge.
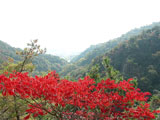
[0,40,68,74]
[60,22,160,80]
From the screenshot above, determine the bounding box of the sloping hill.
[0,40,21,63]
[91,26,160,92]
[0,40,68,73]
[70,22,160,65]
[61,22,160,79]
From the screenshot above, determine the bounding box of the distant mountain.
[33,54,67,73]
[0,40,68,74]
[47,49,80,62]
[70,45,99,63]
[0,40,21,63]
[61,22,160,79]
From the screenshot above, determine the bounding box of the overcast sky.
[0,0,160,57]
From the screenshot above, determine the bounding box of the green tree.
[102,57,123,82]
[87,64,100,83]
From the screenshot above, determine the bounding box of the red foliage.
[0,71,159,120]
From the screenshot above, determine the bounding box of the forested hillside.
[71,22,160,65]
[0,40,68,74]
[90,26,160,93]
[0,40,21,63]
[61,22,160,79]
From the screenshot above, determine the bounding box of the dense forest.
[91,26,160,93]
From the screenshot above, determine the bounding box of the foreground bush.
[0,71,159,120]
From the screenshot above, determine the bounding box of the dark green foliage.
[91,26,160,93]
[150,90,160,110]
[87,64,100,83]
[102,57,123,82]
[87,57,124,83]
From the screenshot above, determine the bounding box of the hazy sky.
[0,0,160,56]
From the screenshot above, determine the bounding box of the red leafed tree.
[0,71,159,120]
